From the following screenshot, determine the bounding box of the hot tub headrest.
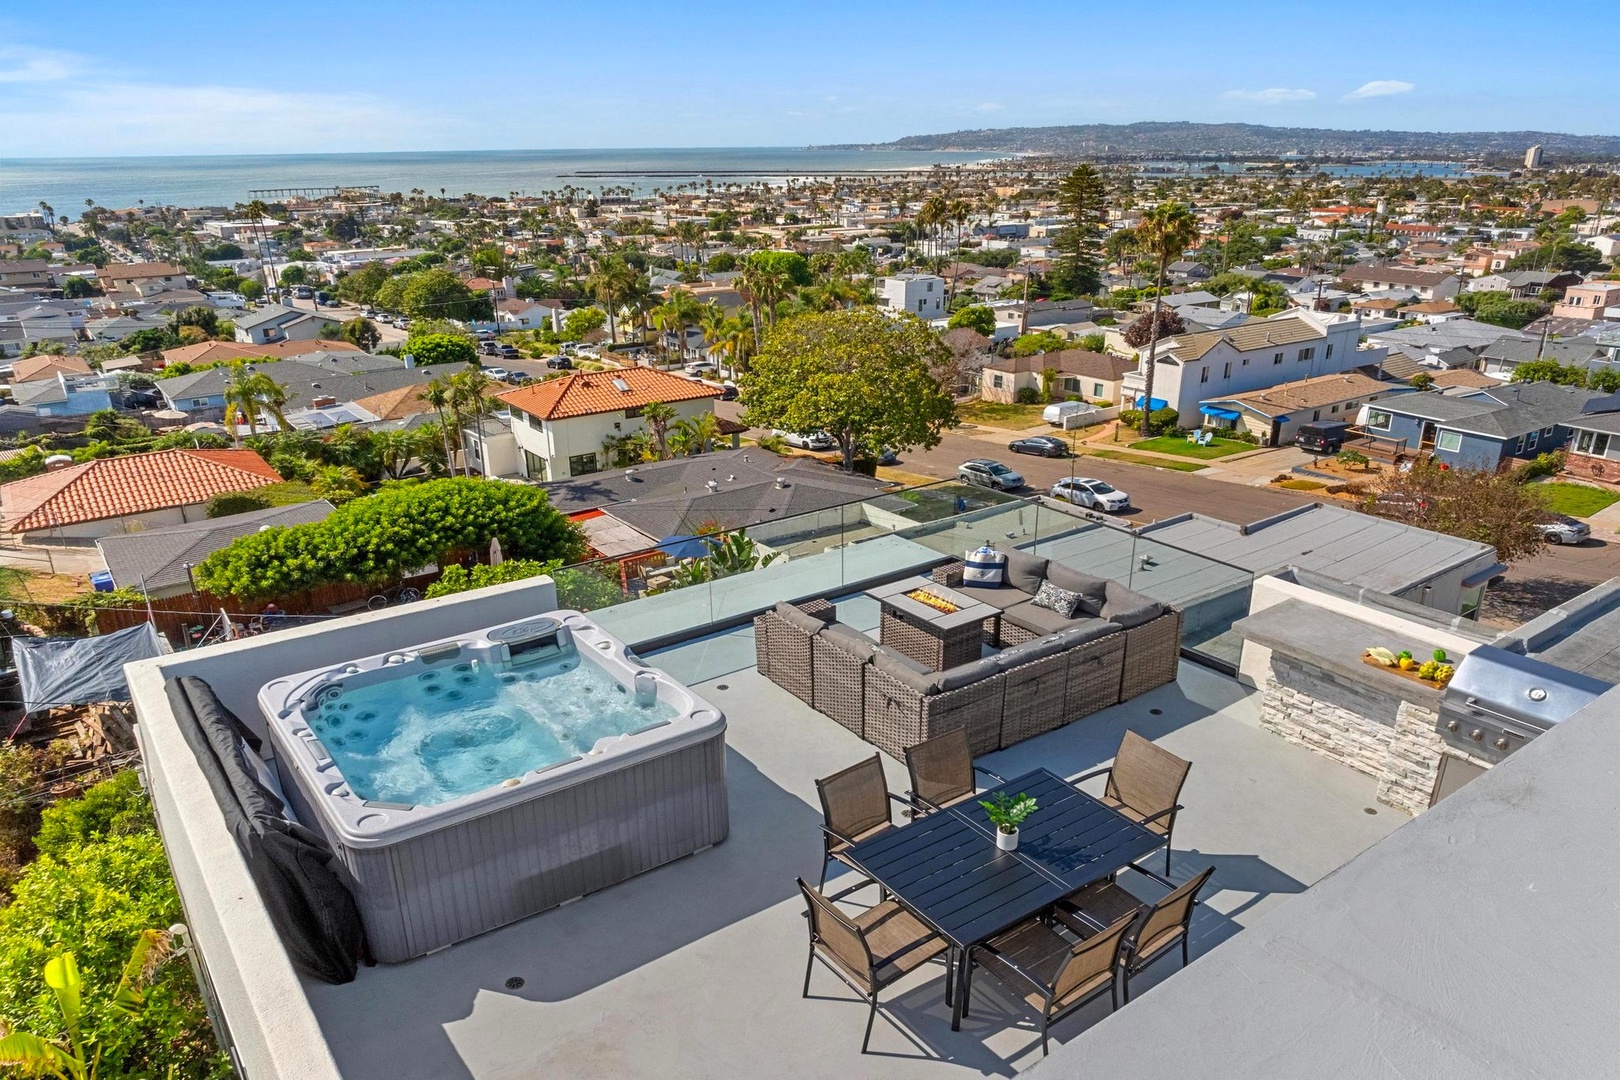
[167,675,366,985]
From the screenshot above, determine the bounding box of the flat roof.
[1032,687,1620,1080]
[1136,504,1494,594]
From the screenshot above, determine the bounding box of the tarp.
[13,623,164,716]
[1133,396,1170,411]
[1200,405,1242,420]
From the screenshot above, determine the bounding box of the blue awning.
[1200,405,1241,421]
[1134,396,1169,411]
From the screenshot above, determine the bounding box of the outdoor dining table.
[842,767,1167,1031]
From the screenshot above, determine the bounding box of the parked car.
[1050,476,1130,512]
[546,356,574,370]
[1008,435,1070,457]
[504,371,532,385]
[479,341,500,355]
[1295,421,1353,454]
[292,286,314,300]
[495,344,519,359]
[957,459,1024,491]
[483,367,510,381]
[1536,513,1591,545]
[683,360,717,375]
[719,382,739,400]
[775,430,835,451]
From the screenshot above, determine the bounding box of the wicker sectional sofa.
[754,554,1182,761]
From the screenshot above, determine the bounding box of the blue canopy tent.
[1133,396,1169,411]
[655,534,714,560]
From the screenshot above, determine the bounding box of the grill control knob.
[1494,737,1510,751]
[1445,720,1460,733]
[1469,729,1484,742]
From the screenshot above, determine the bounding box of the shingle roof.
[1,449,282,533]
[156,353,453,407]
[10,356,91,382]
[1215,372,1387,416]
[496,366,719,421]
[1339,264,1457,287]
[234,305,313,330]
[1379,383,1604,440]
[159,338,363,368]
[983,348,1135,379]
[351,384,436,421]
[97,261,187,280]
[95,500,335,591]
[1163,314,1324,362]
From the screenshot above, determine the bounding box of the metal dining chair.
[1056,863,1215,1002]
[1069,730,1190,876]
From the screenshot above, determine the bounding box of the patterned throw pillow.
[962,545,1007,586]
[1031,579,1083,619]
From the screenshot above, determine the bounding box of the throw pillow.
[1031,579,1083,619]
[1003,549,1050,594]
[962,545,1007,586]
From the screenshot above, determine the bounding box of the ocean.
[0,147,994,215]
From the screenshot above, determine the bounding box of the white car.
[1051,476,1130,512]
[483,367,510,381]
[683,360,717,375]
[774,430,835,451]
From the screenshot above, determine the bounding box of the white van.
[1043,400,1099,427]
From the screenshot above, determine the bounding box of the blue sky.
[1,1,1614,156]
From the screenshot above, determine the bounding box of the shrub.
[1118,408,1144,429]
[423,558,561,599]
[403,332,477,367]
[15,588,149,636]
[1516,449,1566,482]
[1013,386,1042,405]
[553,564,626,610]
[1146,407,1180,436]
[205,490,273,518]
[34,771,152,858]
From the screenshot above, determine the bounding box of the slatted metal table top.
[844,768,1165,950]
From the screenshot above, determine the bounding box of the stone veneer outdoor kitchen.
[1235,581,1495,815]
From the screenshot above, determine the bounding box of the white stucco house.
[877,272,946,319]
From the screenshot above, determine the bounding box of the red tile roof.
[1,449,281,533]
[496,366,720,421]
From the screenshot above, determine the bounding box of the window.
[1312,410,1321,421]
[1325,343,1334,358]
[991,374,1004,389]
[1200,366,1209,384]
[624,406,643,419]
[1366,408,1392,430]
[568,452,600,476]
[1526,431,1539,450]
[1242,355,1249,365]
[1515,435,1528,454]
[1541,426,1555,437]
[1436,431,1463,453]
[1298,347,1315,361]
[926,281,934,292]
[190,398,210,408]
[1330,405,1339,413]
[1576,430,1611,457]
[1223,362,1231,378]
[523,450,547,480]
[917,299,926,312]
[1273,352,1283,365]
[1093,382,1104,396]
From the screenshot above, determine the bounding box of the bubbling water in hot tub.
[306,657,675,807]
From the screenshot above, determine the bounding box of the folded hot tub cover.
[166,675,366,984]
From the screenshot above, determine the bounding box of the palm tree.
[652,288,703,363]
[586,255,638,344]
[243,199,278,296]
[641,400,677,460]
[222,362,291,444]
[737,259,789,346]
[450,368,495,469]
[1131,202,1201,436]
[422,375,463,476]
[698,301,728,365]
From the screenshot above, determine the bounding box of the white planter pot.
[996,827,1019,851]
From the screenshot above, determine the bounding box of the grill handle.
[1455,695,1530,727]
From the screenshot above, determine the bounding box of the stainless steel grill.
[1437,644,1612,763]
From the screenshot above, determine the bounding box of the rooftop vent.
[611,377,631,393]
[706,480,720,493]
[775,477,788,489]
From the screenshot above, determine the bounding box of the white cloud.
[1222,88,1316,104]
[975,102,1006,113]
[0,46,80,83]
[1345,80,1414,100]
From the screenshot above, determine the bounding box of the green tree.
[1010,330,1069,357]
[60,277,97,300]
[947,305,997,335]
[400,268,484,321]
[561,306,607,342]
[238,278,265,301]
[1509,359,1589,386]
[1129,202,1200,435]
[651,289,703,360]
[118,328,179,355]
[1050,164,1107,296]
[405,332,477,367]
[221,361,291,444]
[1409,371,1436,391]
[340,317,381,352]
[334,262,388,305]
[585,255,639,343]
[276,264,309,287]
[740,308,957,471]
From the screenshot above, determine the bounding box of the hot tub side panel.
[335,733,728,962]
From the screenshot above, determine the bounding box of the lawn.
[956,400,1050,430]
[1082,449,1208,473]
[1535,482,1620,517]
[1128,435,1252,460]
[1278,479,1328,491]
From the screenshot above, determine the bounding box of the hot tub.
[257,611,728,962]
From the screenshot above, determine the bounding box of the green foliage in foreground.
[0,776,228,1078]
[424,558,562,599]
[194,478,587,600]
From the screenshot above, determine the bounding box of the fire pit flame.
[905,588,959,614]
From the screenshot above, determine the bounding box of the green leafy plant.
[423,558,561,599]
[979,791,1038,835]
[702,530,779,577]
[1337,449,1371,471]
[0,930,176,1080]
[552,564,627,610]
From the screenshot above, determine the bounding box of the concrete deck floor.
[302,626,1402,1080]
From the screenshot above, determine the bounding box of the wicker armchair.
[1119,606,1184,700]
[965,912,1135,1056]
[814,754,909,891]
[903,728,1004,814]
[752,600,834,707]
[797,878,950,1054]
[1056,864,1214,1002]
[1069,731,1191,877]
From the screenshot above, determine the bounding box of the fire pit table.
[866,575,998,671]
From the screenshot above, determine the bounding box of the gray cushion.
[872,646,935,692]
[1032,579,1084,619]
[1101,581,1164,629]
[1003,599,1086,638]
[1001,549,1049,594]
[818,621,878,660]
[930,655,1004,693]
[996,633,1069,669]
[1044,563,1110,617]
[1056,619,1123,648]
[955,581,1030,612]
[774,601,831,636]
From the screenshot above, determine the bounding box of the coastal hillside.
[818,122,1620,159]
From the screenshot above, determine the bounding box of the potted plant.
[980,791,1038,851]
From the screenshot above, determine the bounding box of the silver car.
[1536,514,1591,544]
[957,459,1025,491]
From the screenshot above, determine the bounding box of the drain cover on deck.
[504,976,525,990]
